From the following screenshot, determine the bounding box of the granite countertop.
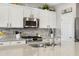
[0,37,26,42]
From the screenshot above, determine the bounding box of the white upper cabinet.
[39,9,56,28]
[0,4,56,28]
[8,4,24,28]
[24,7,56,28]
[24,7,40,18]
[0,4,9,27]
[39,10,48,28]
[47,11,56,28]
[24,6,32,17]
[31,8,40,18]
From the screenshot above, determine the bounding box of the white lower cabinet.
[0,45,23,56]
[7,48,23,56]
[0,40,26,56]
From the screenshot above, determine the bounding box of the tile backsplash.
[0,28,51,39]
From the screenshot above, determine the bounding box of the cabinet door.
[47,11,56,28]
[7,48,23,56]
[0,46,23,56]
[9,4,24,28]
[24,6,32,17]
[39,10,48,28]
[32,8,40,18]
[0,4,9,27]
[39,10,56,28]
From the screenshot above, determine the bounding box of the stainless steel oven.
[23,17,39,28]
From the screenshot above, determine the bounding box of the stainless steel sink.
[29,43,44,48]
[28,42,53,48]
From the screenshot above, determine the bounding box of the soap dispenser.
[15,31,21,40]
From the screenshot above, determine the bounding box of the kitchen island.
[0,44,27,56]
[0,36,43,56]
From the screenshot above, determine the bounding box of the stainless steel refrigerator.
[75,17,79,42]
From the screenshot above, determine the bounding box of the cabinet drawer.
[0,42,10,46]
[11,41,25,45]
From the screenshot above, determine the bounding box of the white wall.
[55,3,76,41]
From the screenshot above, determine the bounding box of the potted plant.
[39,4,49,10]
[39,3,55,11]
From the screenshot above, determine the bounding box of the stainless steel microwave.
[23,17,39,28]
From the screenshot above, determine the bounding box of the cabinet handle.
[7,23,8,27]
[10,23,11,27]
